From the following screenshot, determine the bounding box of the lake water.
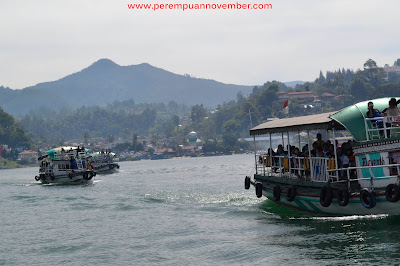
[1,154,400,265]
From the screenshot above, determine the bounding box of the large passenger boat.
[245,98,400,215]
[35,146,96,184]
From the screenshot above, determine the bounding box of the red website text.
[127,2,272,11]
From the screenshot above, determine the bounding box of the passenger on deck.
[276,144,286,156]
[311,142,319,157]
[322,143,330,157]
[328,144,335,158]
[384,98,400,117]
[366,101,382,119]
[314,133,325,150]
[367,101,391,137]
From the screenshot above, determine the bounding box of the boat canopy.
[250,112,342,135]
[91,151,116,158]
[45,146,76,159]
[45,146,88,159]
[330,97,398,141]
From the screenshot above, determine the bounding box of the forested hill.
[0,59,252,115]
[0,107,30,148]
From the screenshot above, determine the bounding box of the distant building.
[319,93,336,101]
[277,91,315,101]
[18,150,38,164]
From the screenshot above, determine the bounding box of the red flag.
[283,99,288,109]
[283,99,289,115]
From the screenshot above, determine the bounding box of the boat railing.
[327,163,400,188]
[257,153,400,188]
[364,116,400,141]
[256,154,333,182]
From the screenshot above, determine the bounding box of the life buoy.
[35,175,40,181]
[360,189,376,209]
[265,156,271,167]
[273,185,281,201]
[283,157,289,170]
[286,186,296,202]
[85,171,94,180]
[83,172,89,180]
[336,189,350,207]
[320,185,333,207]
[385,184,400,202]
[109,164,114,170]
[68,173,73,179]
[320,186,333,207]
[328,158,335,170]
[304,158,310,171]
[256,183,263,198]
[244,176,250,189]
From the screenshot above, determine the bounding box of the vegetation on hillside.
[1,58,400,156]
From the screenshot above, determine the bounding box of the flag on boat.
[283,99,289,115]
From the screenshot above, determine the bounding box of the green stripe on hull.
[302,199,322,213]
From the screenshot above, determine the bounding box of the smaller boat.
[35,146,96,184]
[90,151,120,174]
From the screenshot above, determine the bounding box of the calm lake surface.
[1,154,400,265]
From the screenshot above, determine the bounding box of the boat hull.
[251,175,400,215]
[94,163,119,174]
[37,171,94,185]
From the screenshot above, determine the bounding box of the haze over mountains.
[0,59,255,115]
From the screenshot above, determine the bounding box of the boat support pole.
[254,134,257,174]
[332,128,339,183]
[298,131,301,148]
[269,133,273,176]
[287,131,291,177]
[307,130,314,181]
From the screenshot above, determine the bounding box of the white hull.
[37,171,94,185]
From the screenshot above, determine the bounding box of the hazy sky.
[1,0,399,89]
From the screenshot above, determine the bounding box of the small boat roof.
[91,151,116,157]
[45,146,87,159]
[250,97,399,141]
[250,112,341,135]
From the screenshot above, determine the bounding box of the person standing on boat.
[314,133,325,150]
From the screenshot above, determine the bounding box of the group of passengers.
[366,98,400,137]
[366,98,400,119]
[266,133,356,176]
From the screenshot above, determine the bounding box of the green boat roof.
[330,97,398,141]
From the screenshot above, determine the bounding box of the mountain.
[0,59,252,115]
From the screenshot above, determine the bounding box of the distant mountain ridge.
[0,59,253,115]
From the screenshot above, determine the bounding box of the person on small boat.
[70,157,78,169]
